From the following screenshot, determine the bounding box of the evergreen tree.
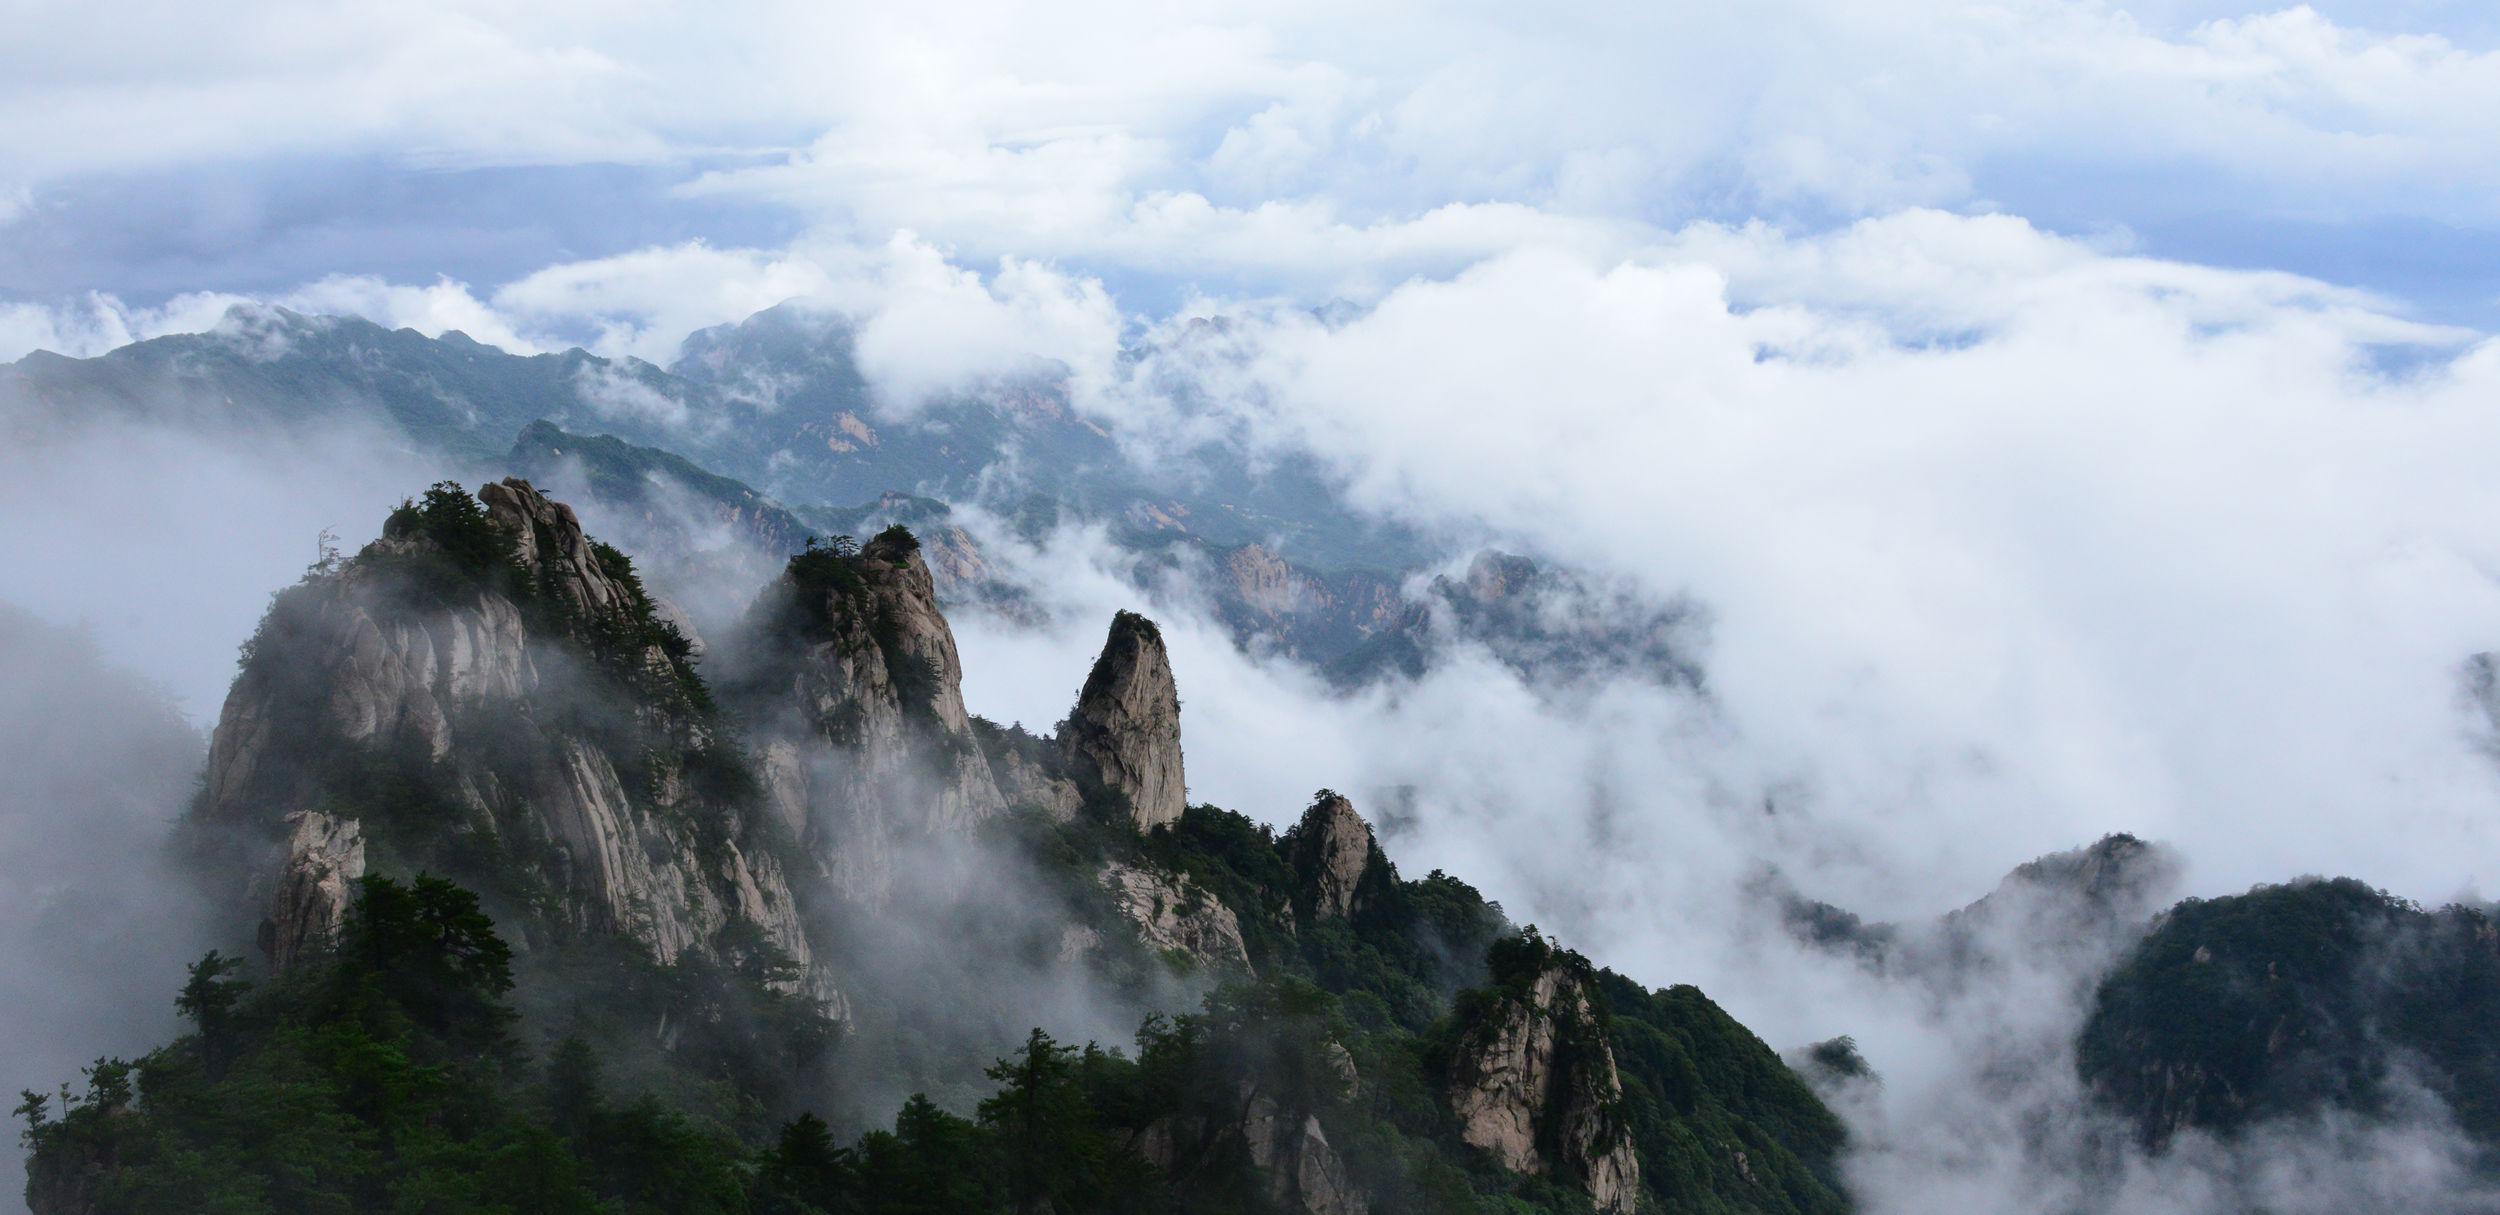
[173,951,248,1072]
[981,1029,1090,1214]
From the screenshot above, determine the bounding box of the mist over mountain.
[12,479,1850,1214]
[2,303,1678,697]
[10,288,2500,1212]
[12,3,2500,1212]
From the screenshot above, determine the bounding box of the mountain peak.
[203,479,819,988]
[737,524,1004,903]
[1285,790,1386,921]
[1063,610,1186,832]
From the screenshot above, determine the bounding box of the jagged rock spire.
[740,525,1004,905]
[1063,610,1186,832]
[479,478,639,626]
[1284,791,1386,921]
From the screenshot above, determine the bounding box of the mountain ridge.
[17,478,1849,1215]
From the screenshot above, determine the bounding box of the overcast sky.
[5,0,2500,351]
[4,0,2500,885]
[11,9,2500,1204]
[9,0,2500,903]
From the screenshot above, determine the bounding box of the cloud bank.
[10,3,2500,1209]
[9,2,2500,322]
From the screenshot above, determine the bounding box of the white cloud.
[571,360,699,432]
[0,278,543,362]
[0,290,259,361]
[840,235,1123,412]
[282,275,543,352]
[0,296,128,362]
[492,240,835,364]
[908,210,2500,1209]
[1047,212,2500,919]
[0,3,667,180]
[12,3,2500,297]
[658,2,2500,274]
[13,3,2500,1205]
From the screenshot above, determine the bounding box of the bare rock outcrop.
[1099,861,1251,972]
[1444,950,1641,1214]
[1225,544,1327,620]
[994,745,1083,822]
[259,811,366,967]
[1239,1096,1364,1215]
[737,528,1003,905]
[1062,610,1186,832]
[203,479,826,1005]
[1136,1060,1366,1215]
[1283,791,1386,921]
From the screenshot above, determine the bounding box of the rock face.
[1226,544,1325,619]
[992,741,1083,822]
[259,811,365,967]
[738,528,1003,905]
[1137,1066,1366,1215]
[1284,792,1386,921]
[1061,610,1186,832]
[1444,957,1641,1214]
[1099,862,1251,972]
[201,479,825,1003]
[1239,1096,1364,1215]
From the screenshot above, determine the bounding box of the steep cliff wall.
[1444,946,1642,1214]
[732,527,1004,906]
[200,479,824,998]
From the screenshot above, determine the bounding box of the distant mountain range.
[1,303,1701,688]
[1,302,1415,565]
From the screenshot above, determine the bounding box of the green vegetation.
[4,876,1550,1213]
[786,533,866,607]
[373,480,534,610]
[2080,877,2500,1155]
[988,791,1852,1214]
[767,532,950,734]
[1598,978,1848,1214]
[870,524,920,558]
[17,875,741,1214]
[40,478,1850,1215]
[576,536,721,724]
[43,764,1848,1215]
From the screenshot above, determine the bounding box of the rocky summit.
[52,474,2438,1215]
[201,477,824,994]
[1061,608,1189,832]
[733,525,1004,906]
[1284,791,1389,922]
[23,479,1851,1215]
